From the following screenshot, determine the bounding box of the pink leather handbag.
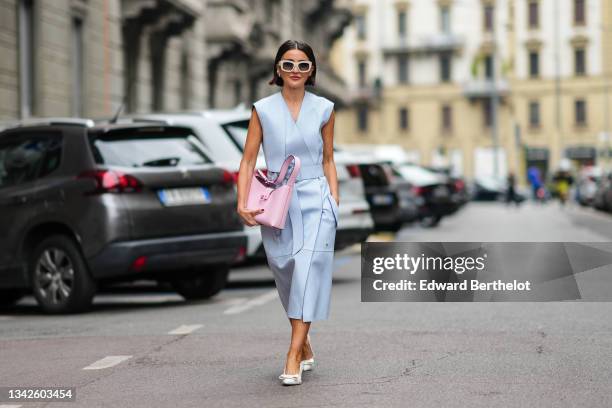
[246,154,301,229]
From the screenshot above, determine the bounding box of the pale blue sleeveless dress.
[252,90,338,322]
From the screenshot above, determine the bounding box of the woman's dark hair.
[268,40,317,86]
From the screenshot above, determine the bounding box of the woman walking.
[236,40,339,386]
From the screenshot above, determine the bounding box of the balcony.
[205,0,254,55]
[463,79,510,99]
[383,33,464,57]
[348,85,377,101]
[344,79,383,107]
[121,0,199,42]
[122,0,201,23]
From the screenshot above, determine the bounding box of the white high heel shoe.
[278,334,315,379]
[280,360,304,386]
[302,334,315,372]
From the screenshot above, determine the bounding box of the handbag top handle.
[271,154,301,186]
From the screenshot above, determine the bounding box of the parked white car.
[576,165,602,206]
[330,146,376,246]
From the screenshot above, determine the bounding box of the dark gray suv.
[0,119,247,313]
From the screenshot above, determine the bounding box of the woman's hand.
[237,206,265,226]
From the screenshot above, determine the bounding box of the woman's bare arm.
[236,108,265,226]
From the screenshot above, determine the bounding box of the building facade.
[0,0,352,121]
[332,0,611,181]
[0,0,207,120]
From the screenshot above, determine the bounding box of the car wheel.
[0,289,27,307]
[29,235,96,314]
[171,266,230,300]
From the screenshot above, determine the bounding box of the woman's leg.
[284,318,311,374]
[287,317,314,361]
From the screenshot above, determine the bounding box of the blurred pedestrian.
[527,166,544,203]
[505,172,521,207]
[553,169,574,207]
[236,40,338,386]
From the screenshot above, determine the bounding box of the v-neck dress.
[252,90,337,322]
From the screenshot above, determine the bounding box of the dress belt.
[267,163,324,182]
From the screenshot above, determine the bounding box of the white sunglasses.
[278,59,313,73]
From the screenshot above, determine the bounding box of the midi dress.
[252,90,338,322]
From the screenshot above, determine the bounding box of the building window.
[398,55,409,84]
[575,99,587,126]
[440,53,451,82]
[483,99,493,127]
[355,14,366,40]
[529,101,540,128]
[71,16,84,117]
[528,1,539,29]
[574,0,585,25]
[265,0,277,23]
[440,6,451,34]
[483,5,494,31]
[233,80,242,107]
[151,40,167,111]
[357,105,368,131]
[484,55,493,79]
[398,10,407,37]
[124,21,140,113]
[574,48,586,76]
[442,104,452,132]
[18,0,35,118]
[180,51,190,109]
[529,51,539,78]
[399,107,409,131]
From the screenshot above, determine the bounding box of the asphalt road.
[1,202,611,408]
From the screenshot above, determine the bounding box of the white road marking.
[93,294,183,304]
[82,355,132,370]
[0,405,23,408]
[218,297,249,306]
[168,324,203,335]
[223,290,278,315]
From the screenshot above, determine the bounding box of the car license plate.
[158,187,211,206]
[372,194,394,205]
[433,186,449,198]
